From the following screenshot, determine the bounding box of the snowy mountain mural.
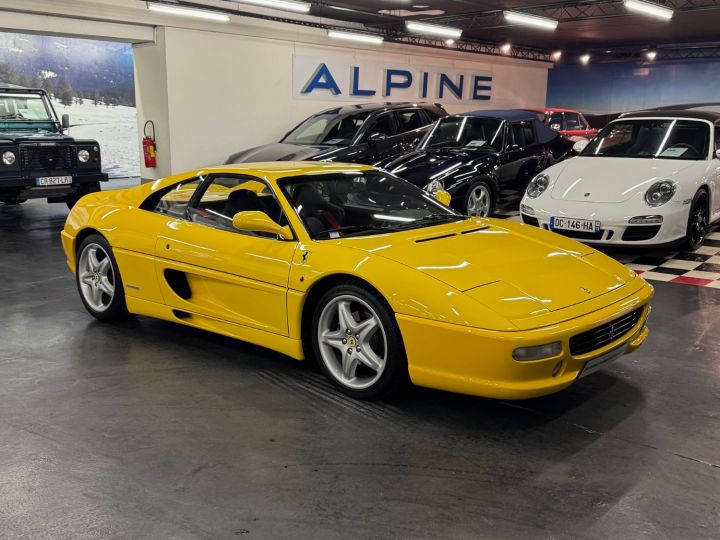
[0,32,139,179]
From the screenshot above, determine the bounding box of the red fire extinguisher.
[142,120,157,168]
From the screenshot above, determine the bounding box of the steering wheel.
[665,142,700,159]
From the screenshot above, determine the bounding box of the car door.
[499,122,525,183]
[152,173,297,335]
[390,108,434,155]
[354,112,401,164]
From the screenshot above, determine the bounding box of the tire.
[463,180,494,217]
[76,234,131,322]
[683,190,709,251]
[0,197,27,205]
[311,283,408,400]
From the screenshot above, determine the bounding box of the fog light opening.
[552,360,563,378]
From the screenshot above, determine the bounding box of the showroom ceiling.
[313,0,720,51]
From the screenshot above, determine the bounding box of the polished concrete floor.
[1,199,719,540]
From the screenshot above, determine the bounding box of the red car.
[527,108,598,141]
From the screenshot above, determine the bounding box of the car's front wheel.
[684,190,709,251]
[76,234,130,322]
[463,180,494,217]
[312,283,407,399]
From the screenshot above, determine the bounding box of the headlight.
[424,178,444,194]
[2,151,16,166]
[526,173,549,198]
[78,149,91,163]
[513,342,562,361]
[645,180,676,207]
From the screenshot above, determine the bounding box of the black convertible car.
[377,110,573,217]
[226,102,446,165]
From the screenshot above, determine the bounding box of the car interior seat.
[292,184,344,235]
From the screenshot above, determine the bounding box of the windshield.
[280,170,463,239]
[281,112,370,146]
[422,116,504,153]
[583,119,710,160]
[0,93,56,131]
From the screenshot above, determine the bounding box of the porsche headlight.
[78,149,91,163]
[2,151,16,166]
[424,178,444,194]
[526,173,549,198]
[645,180,676,207]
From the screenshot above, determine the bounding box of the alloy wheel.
[78,243,115,312]
[691,201,708,248]
[317,294,387,390]
[466,184,491,217]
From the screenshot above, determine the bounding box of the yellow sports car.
[61,162,653,400]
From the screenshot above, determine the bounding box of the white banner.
[292,55,493,105]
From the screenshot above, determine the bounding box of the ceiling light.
[579,53,591,64]
[500,42,511,54]
[445,39,455,46]
[235,0,310,13]
[147,3,231,21]
[406,21,462,39]
[646,50,658,60]
[624,0,673,20]
[551,50,562,61]
[503,11,558,31]
[327,30,384,44]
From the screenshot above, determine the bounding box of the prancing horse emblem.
[580,286,592,294]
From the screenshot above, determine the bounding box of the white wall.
[136,26,549,176]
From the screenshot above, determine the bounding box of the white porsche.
[520,110,720,250]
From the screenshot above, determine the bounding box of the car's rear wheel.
[76,234,130,322]
[463,181,494,217]
[684,190,709,251]
[312,284,407,399]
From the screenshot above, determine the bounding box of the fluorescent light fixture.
[579,53,591,64]
[147,3,231,21]
[406,21,462,39]
[327,30,384,45]
[504,11,558,31]
[235,0,311,13]
[624,0,673,20]
[445,39,455,46]
[646,50,658,60]
[500,42,511,54]
[551,50,562,61]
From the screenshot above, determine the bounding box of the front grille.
[570,307,644,356]
[622,225,661,241]
[20,145,74,171]
[551,228,604,241]
[521,214,539,227]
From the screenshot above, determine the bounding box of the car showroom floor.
[1,199,719,539]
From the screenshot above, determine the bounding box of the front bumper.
[520,199,689,246]
[0,172,107,200]
[397,282,653,399]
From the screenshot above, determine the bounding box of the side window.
[511,123,524,147]
[365,113,398,139]
[548,113,564,131]
[397,109,427,132]
[424,109,441,121]
[565,113,584,130]
[522,122,537,145]
[715,126,720,150]
[147,177,204,218]
[188,175,286,237]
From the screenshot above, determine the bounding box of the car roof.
[457,109,539,122]
[532,107,578,114]
[312,102,439,117]
[619,109,720,122]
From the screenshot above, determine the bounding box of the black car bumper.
[0,172,107,201]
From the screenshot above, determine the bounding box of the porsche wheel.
[684,190,709,251]
[76,234,130,322]
[463,181,494,217]
[312,284,407,400]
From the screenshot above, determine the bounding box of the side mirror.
[433,190,452,206]
[573,139,589,153]
[232,211,293,240]
[506,144,521,153]
[61,114,70,130]
[367,132,387,145]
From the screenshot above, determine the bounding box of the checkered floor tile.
[493,188,720,288]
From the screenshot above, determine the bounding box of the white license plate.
[36,176,72,186]
[579,343,628,378]
[550,216,600,233]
